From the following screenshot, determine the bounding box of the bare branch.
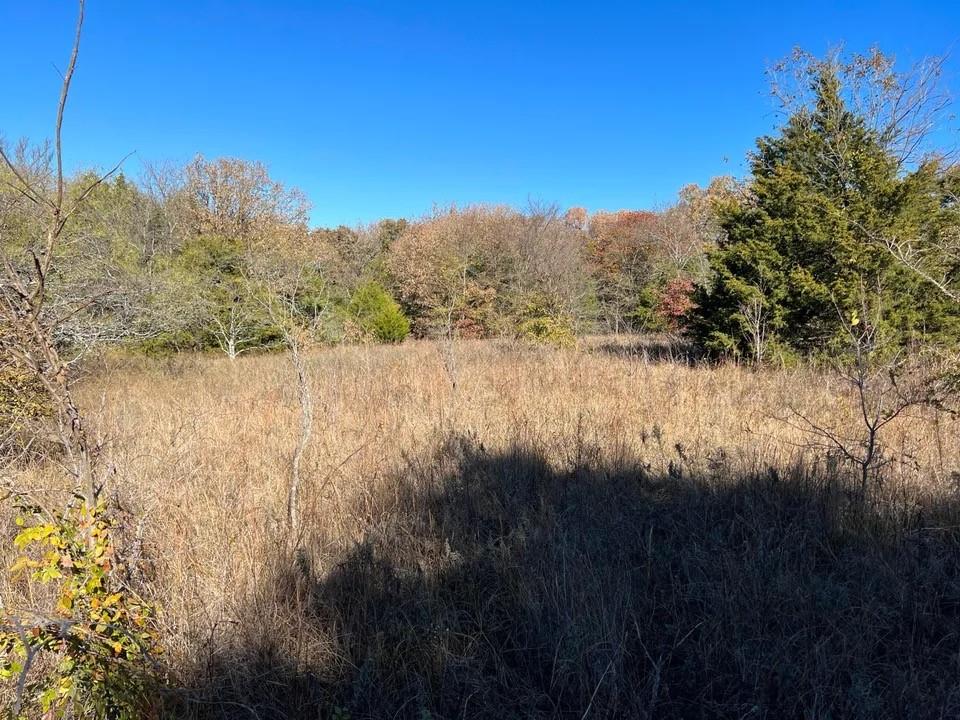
[54,0,85,212]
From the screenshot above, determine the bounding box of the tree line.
[2,47,958,370]
[2,160,733,358]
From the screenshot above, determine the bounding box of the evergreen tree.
[692,63,959,360]
[348,281,411,343]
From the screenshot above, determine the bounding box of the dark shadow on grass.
[169,434,960,719]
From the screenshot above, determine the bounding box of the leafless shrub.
[784,291,927,498]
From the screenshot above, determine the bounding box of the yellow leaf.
[9,556,38,575]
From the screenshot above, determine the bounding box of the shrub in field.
[512,292,577,347]
[347,282,410,343]
[0,499,159,720]
[516,315,576,347]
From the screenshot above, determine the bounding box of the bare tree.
[661,178,737,281]
[0,0,123,506]
[768,46,955,170]
[515,200,594,324]
[139,159,191,258]
[268,295,314,539]
[737,294,768,364]
[0,5,164,714]
[251,261,327,542]
[209,298,257,361]
[183,155,309,245]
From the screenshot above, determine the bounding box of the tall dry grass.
[5,338,960,718]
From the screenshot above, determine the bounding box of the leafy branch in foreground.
[0,497,158,719]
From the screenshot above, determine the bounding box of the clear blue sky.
[2,1,959,228]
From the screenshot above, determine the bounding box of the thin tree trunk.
[287,337,313,539]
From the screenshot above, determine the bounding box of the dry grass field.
[6,337,960,718]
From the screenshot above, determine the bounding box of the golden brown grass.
[6,338,960,718]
